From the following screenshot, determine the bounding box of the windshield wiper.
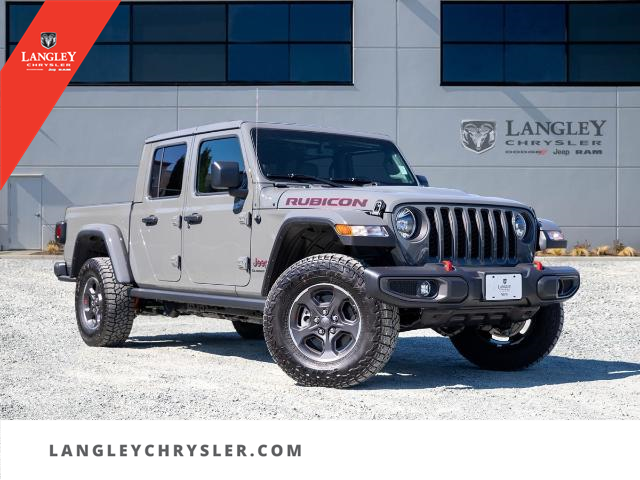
[267,174,344,188]
[330,177,378,186]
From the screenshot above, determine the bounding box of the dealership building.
[1,0,639,250]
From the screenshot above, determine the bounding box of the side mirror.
[211,161,242,189]
[416,175,429,187]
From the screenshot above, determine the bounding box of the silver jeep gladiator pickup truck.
[54,121,579,388]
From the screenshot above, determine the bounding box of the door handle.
[142,215,158,226]
[184,213,203,225]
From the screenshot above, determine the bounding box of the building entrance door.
[8,176,42,250]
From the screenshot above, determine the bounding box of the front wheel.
[263,254,399,388]
[450,303,564,371]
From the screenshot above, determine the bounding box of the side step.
[130,288,265,312]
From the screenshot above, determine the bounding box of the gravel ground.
[1,256,638,420]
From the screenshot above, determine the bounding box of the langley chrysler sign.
[461,119,607,157]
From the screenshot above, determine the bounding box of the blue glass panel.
[570,45,640,82]
[442,44,503,83]
[72,45,129,83]
[505,45,566,83]
[505,3,565,42]
[229,44,289,82]
[8,4,42,43]
[290,44,351,83]
[97,4,130,42]
[570,3,640,41]
[290,4,352,42]
[133,4,226,42]
[229,4,289,42]
[442,3,503,42]
[133,45,226,83]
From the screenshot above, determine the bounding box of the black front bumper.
[364,263,579,312]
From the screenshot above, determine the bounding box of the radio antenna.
[255,87,260,161]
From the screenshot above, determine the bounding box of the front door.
[7,176,42,250]
[182,131,252,286]
[130,141,189,284]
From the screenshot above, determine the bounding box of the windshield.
[252,128,417,186]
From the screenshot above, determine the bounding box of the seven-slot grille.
[423,206,521,263]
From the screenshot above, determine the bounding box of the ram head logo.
[41,32,57,49]
[461,121,496,154]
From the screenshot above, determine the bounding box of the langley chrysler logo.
[461,121,496,154]
[41,32,57,49]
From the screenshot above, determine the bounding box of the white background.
[1,420,637,479]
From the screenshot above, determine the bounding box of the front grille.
[421,205,522,263]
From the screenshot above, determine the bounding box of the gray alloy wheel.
[288,283,362,362]
[79,276,104,332]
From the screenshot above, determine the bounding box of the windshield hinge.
[368,200,386,218]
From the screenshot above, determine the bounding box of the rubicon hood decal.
[285,197,368,208]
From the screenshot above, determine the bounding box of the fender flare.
[71,224,133,284]
[537,218,567,250]
[260,213,396,296]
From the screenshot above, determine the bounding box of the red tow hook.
[534,261,544,271]
[442,260,455,272]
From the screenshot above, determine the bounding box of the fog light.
[419,281,435,297]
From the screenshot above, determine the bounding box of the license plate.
[485,274,522,301]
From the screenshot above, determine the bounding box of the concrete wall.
[1,0,639,249]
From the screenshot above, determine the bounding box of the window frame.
[5,1,354,86]
[147,142,188,201]
[440,0,640,87]
[194,133,248,197]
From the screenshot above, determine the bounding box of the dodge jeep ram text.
[54,121,579,388]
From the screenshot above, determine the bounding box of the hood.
[269,185,530,212]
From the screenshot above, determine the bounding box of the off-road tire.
[75,257,135,347]
[232,321,264,340]
[263,254,399,388]
[450,303,564,370]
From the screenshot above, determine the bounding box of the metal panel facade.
[0,0,638,249]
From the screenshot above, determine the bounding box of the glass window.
[290,3,352,42]
[8,4,42,43]
[133,45,226,83]
[505,3,565,42]
[197,137,245,194]
[570,3,640,41]
[442,3,503,42]
[73,45,130,83]
[291,44,352,83]
[570,45,640,83]
[229,4,289,42]
[149,144,187,199]
[132,4,226,42]
[97,4,130,42]
[253,129,417,186]
[442,44,504,83]
[229,45,289,83]
[506,45,566,83]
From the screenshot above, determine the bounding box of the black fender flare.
[260,216,396,296]
[71,224,133,284]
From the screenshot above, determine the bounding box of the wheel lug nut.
[318,328,325,335]
[322,309,328,315]
[330,328,336,334]
[332,315,338,322]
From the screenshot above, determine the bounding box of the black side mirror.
[417,175,429,187]
[211,161,242,189]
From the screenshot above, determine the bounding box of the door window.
[196,136,246,194]
[148,143,187,199]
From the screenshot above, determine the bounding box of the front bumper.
[364,263,580,310]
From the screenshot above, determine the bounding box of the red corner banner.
[0,1,120,190]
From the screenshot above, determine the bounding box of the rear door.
[181,131,252,286]
[130,140,189,285]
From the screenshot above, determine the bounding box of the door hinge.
[239,212,252,227]
[237,256,250,272]
[172,215,182,229]
[171,255,181,270]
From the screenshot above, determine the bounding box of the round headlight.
[396,208,417,239]
[512,213,527,240]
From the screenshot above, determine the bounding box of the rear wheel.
[264,254,399,388]
[450,303,563,370]
[232,321,264,340]
[75,257,135,347]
